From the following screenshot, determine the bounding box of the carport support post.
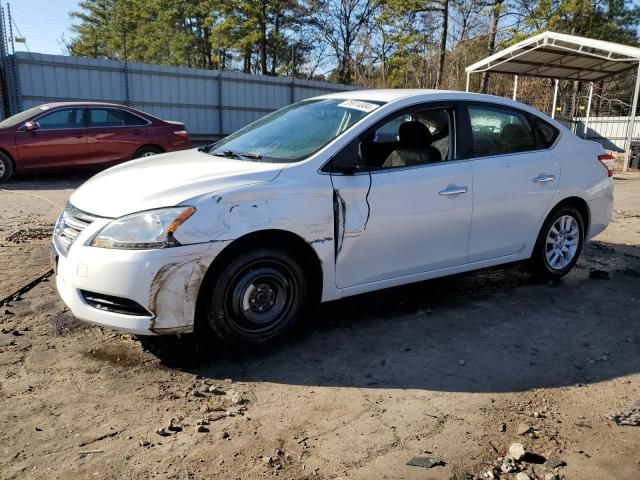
[551,79,559,119]
[584,82,594,139]
[624,62,640,172]
[466,72,470,92]
[512,75,518,101]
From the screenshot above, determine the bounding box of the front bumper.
[53,238,225,335]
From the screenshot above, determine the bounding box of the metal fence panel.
[12,52,355,137]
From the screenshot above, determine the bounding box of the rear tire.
[0,152,14,183]
[530,205,585,279]
[133,146,163,159]
[202,248,309,347]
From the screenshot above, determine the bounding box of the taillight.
[173,130,188,137]
[597,154,614,177]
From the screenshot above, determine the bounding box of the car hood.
[70,149,286,218]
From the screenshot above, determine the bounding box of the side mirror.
[24,121,39,131]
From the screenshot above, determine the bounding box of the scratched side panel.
[173,164,340,302]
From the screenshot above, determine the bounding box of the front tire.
[0,152,14,183]
[203,248,309,347]
[530,205,585,279]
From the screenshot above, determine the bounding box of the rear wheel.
[0,152,14,183]
[530,205,584,279]
[134,146,163,158]
[203,248,308,347]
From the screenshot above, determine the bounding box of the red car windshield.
[0,105,50,128]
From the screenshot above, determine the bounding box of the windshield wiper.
[210,149,262,160]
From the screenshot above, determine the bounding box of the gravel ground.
[0,172,639,480]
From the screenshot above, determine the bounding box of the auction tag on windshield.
[338,100,379,113]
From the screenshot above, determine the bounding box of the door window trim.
[321,101,462,175]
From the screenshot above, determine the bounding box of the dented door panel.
[332,161,473,288]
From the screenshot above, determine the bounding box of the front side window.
[88,108,147,127]
[208,98,382,163]
[36,108,84,130]
[468,106,535,157]
[331,106,454,171]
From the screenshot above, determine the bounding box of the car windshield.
[208,98,383,163]
[0,105,50,128]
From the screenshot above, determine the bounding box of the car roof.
[317,88,530,108]
[315,88,562,125]
[38,101,129,109]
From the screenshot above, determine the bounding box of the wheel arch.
[195,228,323,330]
[549,195,591,235]
[134,144,165,156]
[0,147,17,170]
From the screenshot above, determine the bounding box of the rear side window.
[530,116,559,149]
[88,108,147,127]
[37,108,84,130]
[468,106,536,157]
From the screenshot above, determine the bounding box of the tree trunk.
[259,1,268,74]
[435,0,449,89]
[271,13,280,75]
[480,0,502,93]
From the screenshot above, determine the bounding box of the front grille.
[80,290,152,316]
[53,203,101,256]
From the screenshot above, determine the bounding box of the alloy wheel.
[545,214,580,270]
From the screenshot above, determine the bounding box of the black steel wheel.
[204,248,308,347]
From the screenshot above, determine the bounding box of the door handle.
[439,185,468,196]
[532,174,556,183]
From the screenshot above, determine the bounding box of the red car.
[0,102,192,182]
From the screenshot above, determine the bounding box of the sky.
[6,0,80,55]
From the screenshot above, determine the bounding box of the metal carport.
[465,31,640,171]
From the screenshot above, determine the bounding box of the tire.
[530,205,585,279]
[0,152,14,183]
[203,247,309,347]
[133,146,163,159]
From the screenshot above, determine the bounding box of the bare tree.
[310,0,374,83]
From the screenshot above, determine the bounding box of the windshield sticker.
[338,100,379,113]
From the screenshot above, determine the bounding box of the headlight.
[91,206,195,249]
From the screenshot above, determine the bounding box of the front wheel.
[0,152,14,183]
[202,248,309,347]
[530,205,585,279]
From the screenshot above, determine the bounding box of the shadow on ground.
[140,239,640,394]
[2,171,94,191]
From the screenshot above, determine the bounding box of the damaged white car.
[53,90,613,346]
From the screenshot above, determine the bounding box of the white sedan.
[52,90,614,346]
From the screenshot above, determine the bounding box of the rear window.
[530,116,559,149]
[468,106,536,157]
[88,108,148,127]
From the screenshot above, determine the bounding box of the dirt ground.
[0,172,639,480]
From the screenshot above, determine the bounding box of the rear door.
[86,107,150,164]
[463,103,561,262]
[15,107,88,170]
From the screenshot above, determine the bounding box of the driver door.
[15,107,89,171]
[329,103,473,290]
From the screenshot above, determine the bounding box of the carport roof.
[465,31,640,81]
